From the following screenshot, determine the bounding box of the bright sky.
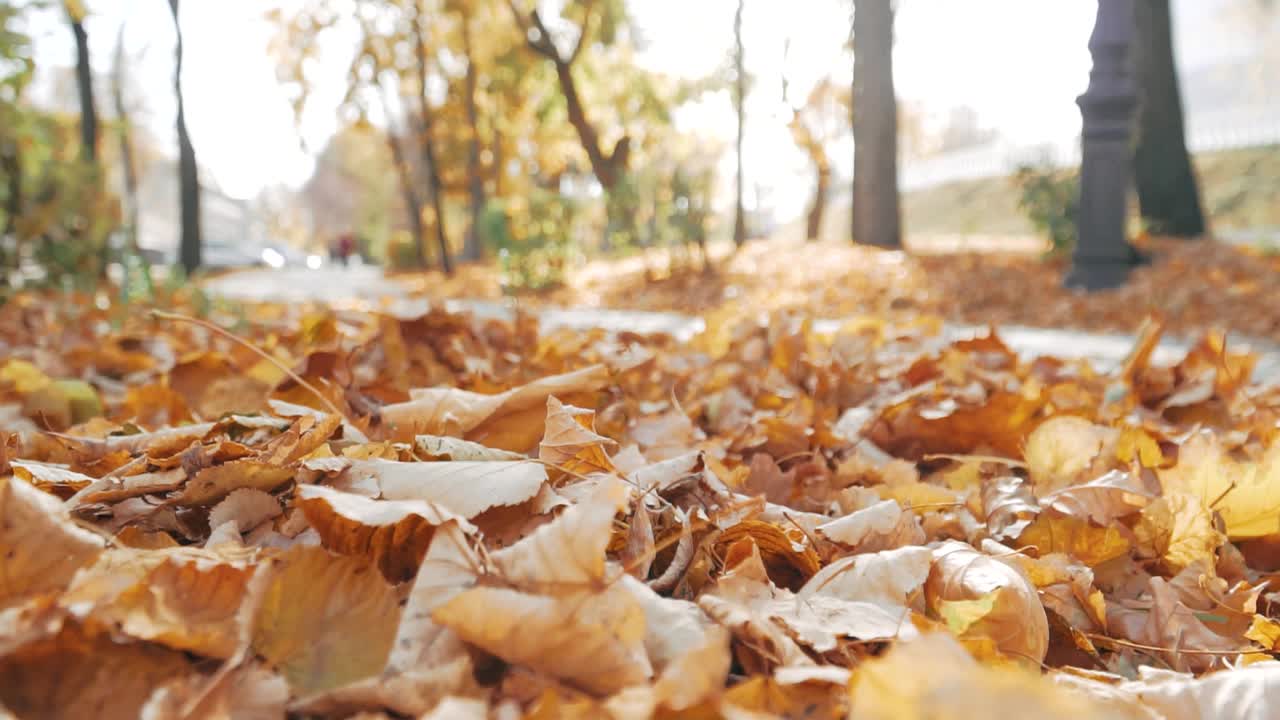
[24,0,1246,221]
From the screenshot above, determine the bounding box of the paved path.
[204,265,407,304]
[204,267,1280,384]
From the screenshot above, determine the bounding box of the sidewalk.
[203,266,1280,384]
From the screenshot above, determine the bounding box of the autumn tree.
[408,0,453,274]
[506,0,630,193]
[732,0,747,246]
[784,65,846,243]
[1132,0,1205,238]
[850,0,900,248]
[112,23,139,252]
[66,1,97,163]
[168,0,201,273]
[452,0,486,262]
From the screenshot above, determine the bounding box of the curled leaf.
[926,540,1049,664]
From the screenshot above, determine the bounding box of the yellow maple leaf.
[1158,432,1280,539]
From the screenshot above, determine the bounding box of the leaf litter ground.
[3,249,1280,719]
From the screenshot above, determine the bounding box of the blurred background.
[1,0,1278,292]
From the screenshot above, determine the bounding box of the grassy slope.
[788,144,1280,242]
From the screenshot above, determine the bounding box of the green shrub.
[483,191,580,293]
[1013,164,1078,256]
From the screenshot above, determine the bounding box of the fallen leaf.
[434,583,651,696]
[0,622,193,720]
[538,396,618,478]
[208,488,282,534]
[926,540,1049,664]
[489,478,629,589]
[378,364,610,450]
[816,499,926,553]
[800,545,931,611]
[174,460,294,507]
[715,520,821,590]
[1159,433,1280,540]
[140,664,288,720]
[314,458,547,519]
[1024,416,1115,494]
[1135,492,1224,572]
[1017,514,1132,567]
[252,545,400,694]
[981,475,1040,540]
[414,434,524,461]
[0,477,105,606]
[297,483,473,583]
[849,632,1127,720]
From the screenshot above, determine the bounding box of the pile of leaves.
[5,290,1280,719]
[547,237,1280,344]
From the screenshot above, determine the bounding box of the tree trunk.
[412,2,453,275]
[112,25,139,252]
[169,0,201,273]
[1,143,19,275]
[509,4,627,192]
[1133,0,1204,237]
[732,0,747,246]
[851,0,901,248]
[552,60,623,190]
[385,129,428,268]
[807,164,830,242]
[460,10,486,262]
[69,12,97,163]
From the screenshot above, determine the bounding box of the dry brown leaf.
[208,488,282,534]
[1024,416,1116,494]
[710,540,911,655]
[800,545,931,611]
[252,545,400,694]
[68,467,187,507]
[1017,514,1132,567]
[1063,661,1280,720]
[170,352,270,419]
[296,483,473,583]
[378,364,610,450]
[617,575,730,711]
[1135,492,1225,572]
[414,434,524,461]
[287,661,481,718]
[314,457,547,519]
[0,476,105,607]
[714,520,821,591]
[538,396,618,477]
[1158,432,1280,540]
[91,551,259,658]
[433,583,651,696]
[982,475,1040,540]
[489,477,629,589]
[9,460,95,493]
[629,407,705,462]
[872,389,1043,460]
[816,499,926,553]
[0,622,193,720]
[140,664,288,720]
[849,632,1130,720]
[1135,577,1245,673]
[1042,469,1152,525]
[926,540,1049,664]
[174,460,294,507]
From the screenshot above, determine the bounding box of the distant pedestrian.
[339,233,355,266]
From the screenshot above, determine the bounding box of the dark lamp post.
[1066,0,1144,291]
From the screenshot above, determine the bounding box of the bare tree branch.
[567,0,597,66]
